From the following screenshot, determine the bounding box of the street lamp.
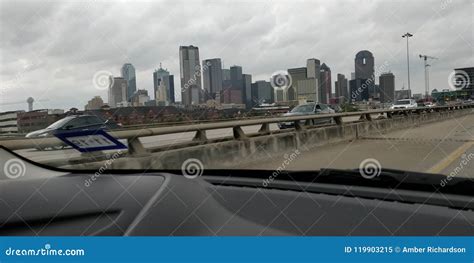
[402,32,413,98]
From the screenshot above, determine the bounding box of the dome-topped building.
[354,50,374,80]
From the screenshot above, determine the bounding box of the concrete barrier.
[54,107,473,170]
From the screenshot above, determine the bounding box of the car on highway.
[462,99,474,105]
[278,102,335,129]
[328,104,343,113]
[26,115,121,138]
[422,101,435,107]
[390,99,418,109]
[25,115,121,150]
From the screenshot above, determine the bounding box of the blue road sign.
[54,129,127,152]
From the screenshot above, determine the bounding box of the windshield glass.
[46,117,72,129]
[291,104,315,113]
[0,0,473,184]
[395,100,411,105]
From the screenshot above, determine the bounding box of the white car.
[390,99,418,109]
[423,101,435,107]
[278,103,335,129]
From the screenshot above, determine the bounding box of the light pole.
[402,32,413,98]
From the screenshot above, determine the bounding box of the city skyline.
[0,0,472,111]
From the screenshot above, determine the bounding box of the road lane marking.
[426,141,474,174]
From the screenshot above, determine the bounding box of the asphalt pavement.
[237,113,474,178]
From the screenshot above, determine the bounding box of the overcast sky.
[0,0,472,111]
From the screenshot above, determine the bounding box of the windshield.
[395,100,411,105]
[46,117,72,129]
[291,104,315,113]
[0,0,473,185]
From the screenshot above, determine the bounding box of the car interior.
[1,146,472,236]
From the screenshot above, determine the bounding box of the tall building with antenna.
[121,63,137,101]
[153,63,175,104]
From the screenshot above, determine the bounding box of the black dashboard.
[1,170,473,236]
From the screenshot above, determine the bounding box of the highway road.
[237,113,474,178]
[13,115,365,162]
[9,112,474,179]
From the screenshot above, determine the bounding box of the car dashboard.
[1,169,473,236]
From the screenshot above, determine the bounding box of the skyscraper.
[153,66,169,95]
[221,68,232,100]
[306,58,321,102]
[352,50,375,101]
[335,74,348,102]
[454,67,474,90]
[222,69,231,81]
[269,72,295,103]
[355,50,374,80]
[229,65,243,104]
[320,63,332,104]
[108,76,128,108]
[202,58,223,100]
[153,65,175,104]
[243,74,252,108]
[162,75,175,103]
[296,78,318,102]
[306,58,321,79]
[379,72,395,103]
[230,65,243,89]
[251,80,274,105]
[155,81,168,105]
[179,45,201,105]
[275,88,285,102]
[349,79,370,102]
[131,89,150,106]
[288,67,312,101]
[121,63,136,102]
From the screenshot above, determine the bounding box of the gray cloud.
[0,0,472,111]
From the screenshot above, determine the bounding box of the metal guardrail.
[0,104,472,153]
[120,115,273,129]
